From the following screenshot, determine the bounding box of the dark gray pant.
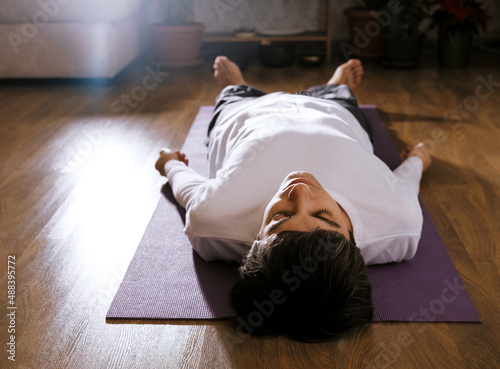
[207,84,373,142]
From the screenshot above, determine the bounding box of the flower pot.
[383,35,424,68]
[152,22,204,68]
[438,28,473,68]
[344,8,385,59]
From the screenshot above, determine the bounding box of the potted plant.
[151,0,204,68]
[344,0,389,59]
[429,0,489,67]
[383,0,430,68]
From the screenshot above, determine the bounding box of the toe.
[217,56,229,67]
[349,58,362,66]
[355,64,364,72]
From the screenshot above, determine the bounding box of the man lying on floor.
[155,56,431,342]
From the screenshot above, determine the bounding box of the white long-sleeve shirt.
[165,93,424,265]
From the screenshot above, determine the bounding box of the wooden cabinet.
[202,0,333,62]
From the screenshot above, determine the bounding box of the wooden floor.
[1,45,499,368]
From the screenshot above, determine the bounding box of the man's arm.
[368,143,430,264]
[155,149,250,262]
[393,143,431,194]
[155,148,207,209]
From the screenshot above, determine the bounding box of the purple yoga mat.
[107,105,481,322]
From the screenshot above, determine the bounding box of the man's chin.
[286,171,314,179]
[283,171,321,188]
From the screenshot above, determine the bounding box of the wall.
[187,0,500,41]
[192,0,324,34]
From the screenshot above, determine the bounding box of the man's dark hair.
[229,229,373,342]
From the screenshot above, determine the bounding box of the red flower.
[430,0,489,32]
[441,0,473,23]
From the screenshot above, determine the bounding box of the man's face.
[257,172,353,240]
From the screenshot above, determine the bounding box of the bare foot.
[328,59,364,91]
[213,56,247,89]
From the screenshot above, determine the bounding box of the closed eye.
[313,208,334,217]
[268,208,340,233]
[272,210,293,220]
[312,208,340,228]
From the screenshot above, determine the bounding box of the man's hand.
[399,143,431,172]
[155,148,189,177]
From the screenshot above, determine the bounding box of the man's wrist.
[164,159,187,175]
[405,156,424,173]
